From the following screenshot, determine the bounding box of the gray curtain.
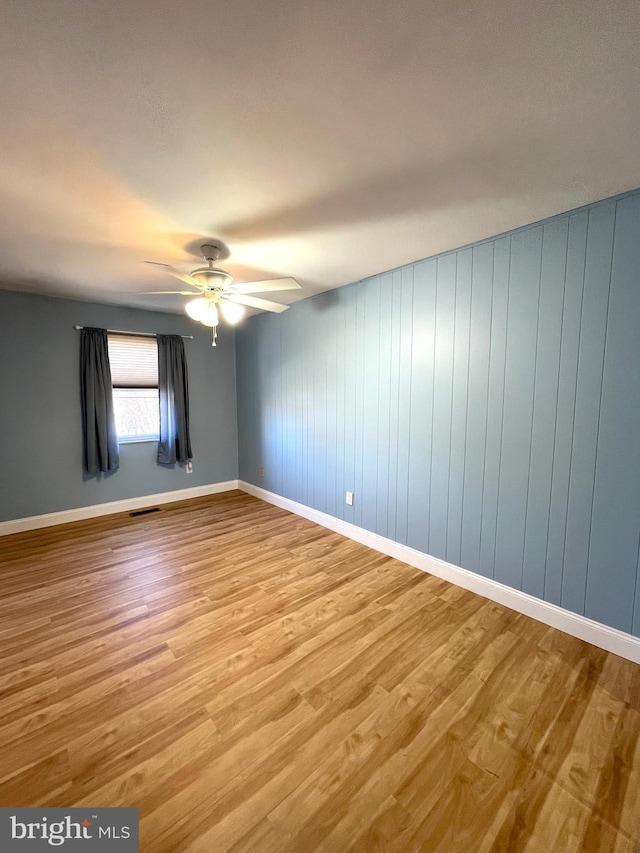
[157,334,192,464]
[80,327,120,474]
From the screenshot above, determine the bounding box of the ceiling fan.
[143,242,301,345]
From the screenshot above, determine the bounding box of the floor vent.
[129,507,161,518]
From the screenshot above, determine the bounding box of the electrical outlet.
[346,491,354,506]
[186,461,193,474]
[259,468,265,478]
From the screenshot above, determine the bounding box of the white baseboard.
[0,480,240,537]
[239,481,640,665]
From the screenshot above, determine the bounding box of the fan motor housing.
[190,268,233,289]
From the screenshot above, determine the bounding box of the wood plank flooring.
[0,490,638,851]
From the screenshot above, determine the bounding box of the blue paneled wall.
[236,191,640,637]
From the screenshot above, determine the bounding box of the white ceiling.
[1,0,639,314]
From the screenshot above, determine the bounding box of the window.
[108,334,159,442]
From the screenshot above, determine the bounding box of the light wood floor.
[0,491,638,852]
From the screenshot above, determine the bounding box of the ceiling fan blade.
[144,261,204,290]
[231,277,301,295]
[141,290,199,295]
[224,294,290,313]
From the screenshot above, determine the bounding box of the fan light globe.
[185,298,208,322]
[220,301,246,325]
[185,298,219,327]
[199,303,219,328]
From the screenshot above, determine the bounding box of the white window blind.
[108,334,158,388]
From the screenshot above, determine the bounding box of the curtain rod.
[73,325,193,340]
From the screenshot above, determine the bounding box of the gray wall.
[236,190,640,637]
[0,290,238,521]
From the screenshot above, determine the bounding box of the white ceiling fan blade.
[142,290,200,295]
[144,261,204,290]
[224,294,290,313]
[231,277,301,295]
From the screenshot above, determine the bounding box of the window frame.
[108,333,160,444]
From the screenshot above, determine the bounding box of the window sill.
[118,437,159,445]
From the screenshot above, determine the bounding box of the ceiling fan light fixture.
[144,241,300,343]
[220,301,246,325]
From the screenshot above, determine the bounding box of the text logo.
[0,809,138,851]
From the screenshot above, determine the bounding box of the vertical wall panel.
[460,242,493,575]
[292,306,305,505]
[236,326,255,482]
[561,203,615,615]
[343,286,358,524]
[244,328,258,483]
[325,297,340,520]
[521,218,568,599]
[301,302,312,506]
[386,270,403,540]
[494,227,542,589]
[274,319,284,497]
[394,267,414,545]
[254,323,269,488]
[429,255,456,561]
[353,282,366,528]
[375,274,394,537]
[312,307,326,512]
[479,236,510,578]
[334,288,347,520]
[544,212,587,604]
[361,277,382,532]
[279,312,290,498]
[447,248,472,565]
[585,194,640,631]
[297,305,308,506]
[236,189,640,638]
[407,260,436,554]
[267,317,282,496]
